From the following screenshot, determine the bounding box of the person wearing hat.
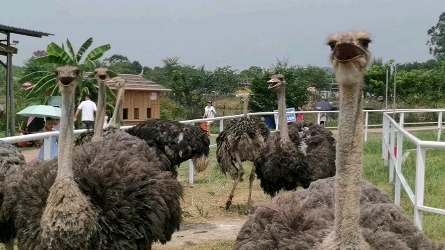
[203,101,216,135]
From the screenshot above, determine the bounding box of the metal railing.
[382,110,445,230]
[1,109,443,187]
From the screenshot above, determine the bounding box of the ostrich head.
[109,76,126,89]
[267,74,285,91]
[327,32,372,85]
[94,67,109,81]
[55,65,79,92]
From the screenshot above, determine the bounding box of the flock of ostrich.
[0,31,443,249]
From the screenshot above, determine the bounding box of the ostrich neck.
[334,81,364,246]
[277,87,289,141]
[242,98,249,117]
[92,80,106,140]
[58,87,76,179]
[109,87,124,128]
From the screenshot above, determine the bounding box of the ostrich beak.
[267,78,283,90]
[98,74,107,80]
[333,42,366,63]
[59,76,77,86]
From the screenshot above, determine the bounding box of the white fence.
[1,109,445,230]
[382,109,445,230]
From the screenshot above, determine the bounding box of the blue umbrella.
[313,101,334,111]
[17,105,61,119]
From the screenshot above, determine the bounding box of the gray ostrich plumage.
[216,94,270,210]
[0,141,25,250]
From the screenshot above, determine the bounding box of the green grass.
[362,130,445,241]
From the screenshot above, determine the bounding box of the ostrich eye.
[360,39,371,49]
[54,70,58,76]
[327,42,336,51]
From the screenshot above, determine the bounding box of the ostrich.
[91,67,109,142]
[216,93,270,210]
[254,75,336,197]
[75,75,126,145]
[76,80,210,177]
[11,66,183,249]
[0,141,25,250]
[234,32,444,249]
[125,118,210,176]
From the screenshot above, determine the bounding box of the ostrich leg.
[246,164,256,209]
[225,154,244,210]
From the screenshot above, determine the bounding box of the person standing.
[74,95,97,130]
[320,112,327,127]
[37,118,58,160]
[203,101,216,135]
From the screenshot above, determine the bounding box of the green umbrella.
[17,105,62,120]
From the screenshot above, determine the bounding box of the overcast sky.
[2,0,444,70]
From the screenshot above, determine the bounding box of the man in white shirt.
[203,101,216,135]
[74,95,97,130]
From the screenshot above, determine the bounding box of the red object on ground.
[201,122,207,131]
[387,146,397,160]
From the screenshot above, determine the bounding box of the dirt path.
[152,220,245,249]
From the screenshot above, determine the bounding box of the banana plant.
[18,38,118,112]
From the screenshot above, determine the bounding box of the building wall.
[112,90,161,126]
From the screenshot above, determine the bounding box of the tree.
[169,67,206,119]
[104,54,143,74]
[18,38,117,107]
[206,66,240,94]
[427,12,445,61]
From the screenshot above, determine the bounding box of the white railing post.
[389,121,396,183]
[382,114,388,163]
[189,122,195,186]
[438,111,443,142]
[43,135,51,160]
[188,160,195,187]
[414,145,426,230]
[364,110,369,142]
[399,112,405,128]
[220,118,224,132]
[317,112,321,125]
[394,124,404,205]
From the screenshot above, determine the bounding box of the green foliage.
[18,38,116,105]
[249,60,308,112]
[427,12,445,61]
[170,67,206,119]
[159,97,186,121]
[104,54,143,74]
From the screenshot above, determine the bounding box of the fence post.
[388,119,396,183]
[394,123,404,205]
[220,118,224,132]
[364,110,369,142]
[438,111,443,142]
[189,122,195,186]
[382,114,388,163]
[43,136,51,160]
[414,145,426,230]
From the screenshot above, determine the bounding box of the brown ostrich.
[0,141,25,250]
[75,75,127,145]
[91,67,109,142]
[253,74,309,196]
[216,93,270,210]
[234,32,444,250]
[11,66,183,249]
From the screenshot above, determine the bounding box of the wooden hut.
[106,74,171,126]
